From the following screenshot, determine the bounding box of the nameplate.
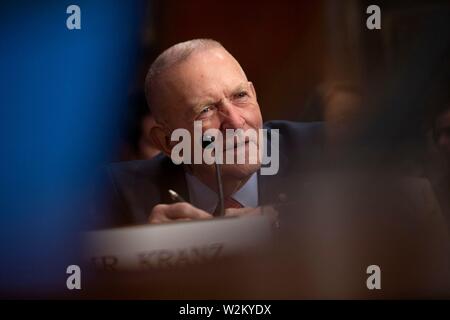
[84,215,272,271]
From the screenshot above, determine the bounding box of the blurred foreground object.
[84,214,272,271]
[82,172,450,299]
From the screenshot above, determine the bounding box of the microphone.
[203,135,224,217]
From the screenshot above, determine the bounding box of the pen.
[168,189,187,203]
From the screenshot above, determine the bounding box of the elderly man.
[92,39,323,228]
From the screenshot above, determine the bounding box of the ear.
[149,124,172,157]
[249,81,257,100]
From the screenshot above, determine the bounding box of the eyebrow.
[193,97,218,111]
[231,82,249,94]
[187,81,250,117]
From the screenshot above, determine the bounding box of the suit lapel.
[258,126,291,206]
[158,156,190,204]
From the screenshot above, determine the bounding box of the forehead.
[160,48,248,105]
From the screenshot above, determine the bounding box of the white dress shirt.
[185,171,259,214]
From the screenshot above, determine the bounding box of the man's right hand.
[148,202,213,224]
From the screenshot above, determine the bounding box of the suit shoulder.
[107,154,167,179]
[264,120,324,145]
[264,120,322,132]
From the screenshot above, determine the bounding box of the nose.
[219,100,245,130]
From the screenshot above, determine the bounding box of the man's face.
[156,47,263,179]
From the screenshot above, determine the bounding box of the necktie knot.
[213,196,243,216]
[224,197,244,209]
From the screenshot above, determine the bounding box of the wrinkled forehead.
[159,48,248,108]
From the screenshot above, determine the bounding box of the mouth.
[223,138,254,151]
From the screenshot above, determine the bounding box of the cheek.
[243,103,263,128]
[168,117,188,132]
[201,117,222,130]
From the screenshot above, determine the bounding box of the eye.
[235,91,249,99]
[201,106,212,113]
[197,105,215,119]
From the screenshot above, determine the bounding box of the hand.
[224,205,279,227]
[148,202,213,224]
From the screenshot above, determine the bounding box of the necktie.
[213,197,243,216]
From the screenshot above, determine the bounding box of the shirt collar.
[185,171,259,214]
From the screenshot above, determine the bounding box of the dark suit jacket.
[90,121,324,229]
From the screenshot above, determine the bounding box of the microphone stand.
[203,135,225,217]
[214,161,224,217]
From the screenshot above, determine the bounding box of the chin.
[221,163,261,180]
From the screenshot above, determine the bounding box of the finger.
[260,206,280,227]
[164,202,213,220]
[148,204,171,224]
[225,207,260,217]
